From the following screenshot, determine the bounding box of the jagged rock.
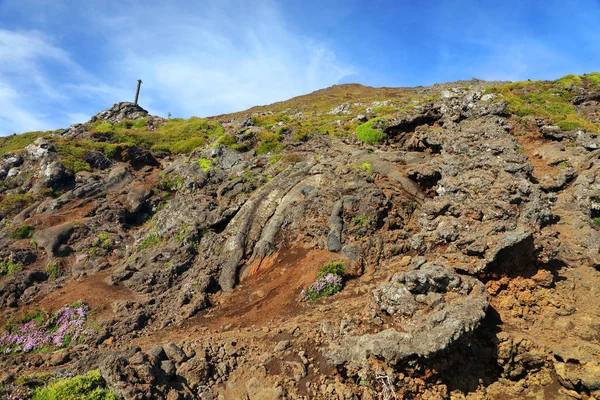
[328,103,351,115]
[327,200,344,252]
[164,343,187,365]
[483,229,535,273]
[59,123,87,139]
[127,187,152,213]
[25,137,56,160]
[328,262,487,365]
[83,150,112,170]
[32,161,73,194]
[541,125,573,141]
[90,102,149,124]
[32,222,75,257]
[0,153,23,179]
[177,357,210,388]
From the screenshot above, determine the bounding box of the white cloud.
[0,1,355,134]
[92,0,356,117]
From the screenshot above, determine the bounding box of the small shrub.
[353,215,369,227]
[9,225,35,239]
[198,157,215,172]
[317,261,345,279]
[301,273,343,301]
[0,259,23,276]
[360,162,372,175]
[218,134,237,147]
[182,282,195,301]
[45,263,61,280]
[31,370,118,400]
[594,217,600,226]
[93,123,114,134]
[256,131,283,154]
[268,154,282,164]
[137,232,161,251]
[0,302,91,354]
[301,261,345,301]
[357,119,385,143]
[97,233,111,249]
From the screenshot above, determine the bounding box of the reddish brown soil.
[38,269,142,320]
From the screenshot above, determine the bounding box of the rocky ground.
[1,74,600,399]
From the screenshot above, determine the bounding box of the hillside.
[1,74,600,399]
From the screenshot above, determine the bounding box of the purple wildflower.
[301,273,343,301]
[0,303,90,355]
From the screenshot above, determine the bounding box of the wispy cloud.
[0,29,69,133]
[0,0,355,134]
[94,0,356,117]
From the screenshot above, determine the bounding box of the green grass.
[31,370,118,400]
[0,131,51,157]
[556,74,583,88]
[268,154,282,164]
[594,217,600,226]
[137,232,161,251]
[45,263,61,279]
[357,118,386,143]
[486,78,599,133]
[9,224,35,239]
[55,116,226,172]
[251,113,290,129]
[0,193,35,216]
[4,308,48,332]
[256,131,283,154]
[586,72,600,86]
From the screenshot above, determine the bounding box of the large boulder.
[327,262,488,365]
[90,102,149,124]
[25,138,56,161]
[33,222,75,257]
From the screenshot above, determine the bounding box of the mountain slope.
[1,74,600,399]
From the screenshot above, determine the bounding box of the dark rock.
[83,150,112,170]
[90,102,149,124]
[25,138,56,160]
[329,262,488,365]
[160,360,177,378]
[164,343,187,365]
[33,222,75,257]
[327,200,344,252]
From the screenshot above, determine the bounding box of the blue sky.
[0,0,599,135]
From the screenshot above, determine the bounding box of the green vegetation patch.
[0,259,23,276]
[0,193,35,217]
[9,224,35,239]
[198,157,215,172]
[0,131,51,157]
[256,131,284,154]
[136,232,161,251]
[31,370,118,400]
[55,116,226,172]
[301,261,345,301]
[317,261,345,279]
[357,118,386,143]
[485,76,599,133]
[251,113,290,129]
